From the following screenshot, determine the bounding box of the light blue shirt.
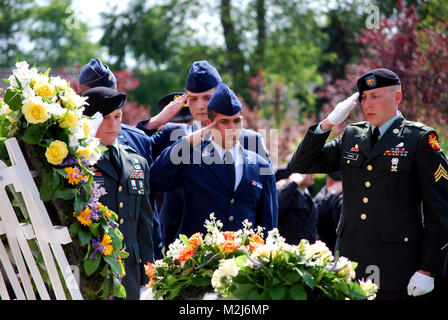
[371,111,400,140]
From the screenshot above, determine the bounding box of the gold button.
[119,202,124,208]
[363,197,369,203]
[120,218,124,224]
[367,165,373,171]
[404,237,409,242]
[346,160,350,164]
[229,216,234,222]
[118,186,123,192]
[365,181,371,188]
[360,214,367,220]
[230,198,235,204]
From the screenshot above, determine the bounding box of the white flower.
[359,279,377,300]
[307,240,334,263]
[266,228,285,246]
[204,213,223,233]
[211,258,239,292]
[166,239,186,260]
[336,256,356,282]
[0,100,7,116]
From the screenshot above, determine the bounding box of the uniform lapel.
[367,116,406,161]
[353,126,372,157]
[96,155,120,181]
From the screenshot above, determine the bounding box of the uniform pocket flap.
[381,222,421,244]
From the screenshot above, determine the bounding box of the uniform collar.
[210,141,243,164]
[371,111,400,139]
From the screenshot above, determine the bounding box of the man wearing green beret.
[288,68,448,300]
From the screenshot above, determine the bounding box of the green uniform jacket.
[94,144,154,299]
[288,115,448,291]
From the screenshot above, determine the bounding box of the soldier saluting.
[288,68,448,300]
[83,87,154,299]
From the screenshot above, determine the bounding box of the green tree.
[25,0,99,68]
[0,0,34,67]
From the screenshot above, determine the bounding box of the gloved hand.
[139,285,148,299]
[327,92,359,125]
[407,271,434,296]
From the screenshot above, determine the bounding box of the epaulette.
[405,120,431,131]
[349,121,369,127]
[123,145,138,154]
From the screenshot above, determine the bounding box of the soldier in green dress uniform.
[288,68,448,300]
[83,86,154,299]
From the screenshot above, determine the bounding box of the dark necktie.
[108,145,122,176]
[371,127,380,146]
[223,151,235,191]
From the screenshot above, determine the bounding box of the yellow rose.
[45,140,69,165]
[59,111,79,131]
[33,80,56,99]
[22,98,48,124]
[76,147,91,161]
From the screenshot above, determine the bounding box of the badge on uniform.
[434,163,448,182]
[350,144,359,152]
[391,157,399,172]
[251,179,263,189]
[343,152,359,161]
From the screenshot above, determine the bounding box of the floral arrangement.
[142,214,377,300]
[212,230,377,300]
[142,213,266,300]
[0,61,128,299]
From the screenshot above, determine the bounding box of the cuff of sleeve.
[136,118,157,136]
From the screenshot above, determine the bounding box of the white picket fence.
[0,137,83,300]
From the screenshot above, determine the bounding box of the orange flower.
[178,246,196,262]
[250,234,264,245]
[188,232,203,247]
[74,208,92,226]
[219,240,240,253]
[101,234,113,256]
[144,262,156,278]
[222,231,237,241]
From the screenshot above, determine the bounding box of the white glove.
[139,286,148,299]
[327,92,359,125]
[407,271,434,296]
[88,111,103,138]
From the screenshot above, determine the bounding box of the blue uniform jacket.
[149,137,278,238]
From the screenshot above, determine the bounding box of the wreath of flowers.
[0,61,128,299]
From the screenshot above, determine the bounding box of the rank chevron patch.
[434,163,448,182]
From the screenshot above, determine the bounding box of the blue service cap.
[357,68,401,102]
[185,60,222,93]
[79,58,116,88]
[207,83,242,116]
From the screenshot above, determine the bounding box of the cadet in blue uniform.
[150,83,278,238]
[136,61,270,248]
[79,58,163,259]
[288,68,448,299]
[83,87,154,299]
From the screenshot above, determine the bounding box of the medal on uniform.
[351,144,359,152]
[391,157,399,172]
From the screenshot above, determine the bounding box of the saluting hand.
[326,92,359,126]
[186,119,218,146]
[143,93,189,130]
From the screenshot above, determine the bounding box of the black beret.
[207,83,242,116]
[83,86,126,117]
[185,60,222,93]
[157,92,193,122]
[79,58,116,88]
[357,68,401,102]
